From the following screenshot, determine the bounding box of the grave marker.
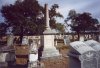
[85,40,100,68]
[41,4,60,58]
[68,41,97,68]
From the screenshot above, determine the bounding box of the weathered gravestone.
[85,40,100,68]
[68,41,97,68]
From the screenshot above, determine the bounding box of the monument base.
[41,48,61,59]
[41,34,60,59]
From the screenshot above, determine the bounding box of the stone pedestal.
[42,35,60,58]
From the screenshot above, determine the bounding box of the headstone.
[85,40,100,68]
[63,35,70,45]
[28,40,38,68]
[7,34,14,46]
[29,40,38,55]
[42,4,60,58]
[68,41,97,68]
[79,35,84,41]
[7,27,14,46]
[22,37,28,45]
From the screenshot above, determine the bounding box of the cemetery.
[0,0,100,68]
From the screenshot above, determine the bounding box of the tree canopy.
[1,0,63,35]
[65,10,99,33]
[1,0,63,43]
[1,0,43,35]
[0,22,7,37]
[65,10,99,40]
[55,23,65,33]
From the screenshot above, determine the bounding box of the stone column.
[45,4,50,29]
[42,4,60,58]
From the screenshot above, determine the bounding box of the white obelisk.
[42,4,60,58]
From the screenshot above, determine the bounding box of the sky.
[0,0,100,23]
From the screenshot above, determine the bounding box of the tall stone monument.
[42,4,60,58]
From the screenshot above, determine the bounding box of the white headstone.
[79,35,84,41]
[30,41,38,54]
[22,37,28,45]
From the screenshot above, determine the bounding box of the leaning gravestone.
[85,40,100,68]
[68,41,97,68]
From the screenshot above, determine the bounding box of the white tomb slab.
[70,41,95,54]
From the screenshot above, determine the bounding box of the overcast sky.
[0,0,100,23]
